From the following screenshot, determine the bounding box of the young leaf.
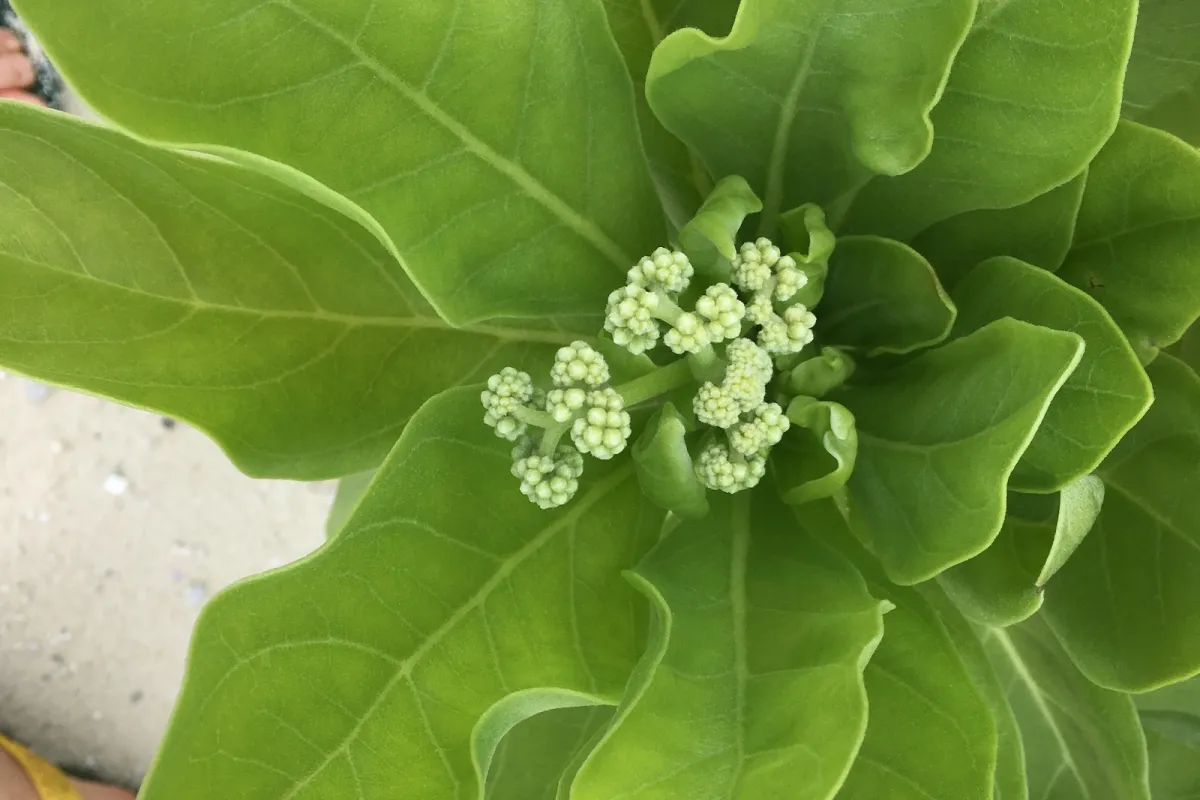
[599,0,740,226]
[139,388,663,800]
[0,103,574,480]
[837,318,1084,584]
[677,176,763,283]
[844,0,1137,239]
[325,471,376,539]
[909,171,1088,289]
[818,236,956,356]
[805,505,999,800]
[952,257,1152,493]
[14,0,666,324]
[570,492,886,800]
[644,0,976,230]
[939,477,1105,628]
[487,706,610,800]
[1058,121,1200,355]
[632,403,710,519]
[982,617,1152,800]
[777,397,858,507]
[1121,0,1200,147]
[1042,354,1200,691]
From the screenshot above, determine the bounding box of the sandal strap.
[0,734,82,800]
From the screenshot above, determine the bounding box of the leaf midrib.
[988,630,1092,800]
[726,495,752,799]
[276,465,636,800]
[0,250,576,345]
[273,0,635,271]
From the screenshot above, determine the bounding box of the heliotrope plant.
[2,0,1200,797]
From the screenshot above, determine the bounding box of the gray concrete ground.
[0,376,329,787]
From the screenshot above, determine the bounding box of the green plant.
[2,0,1200,796]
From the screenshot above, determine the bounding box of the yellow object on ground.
[0,734,82,800]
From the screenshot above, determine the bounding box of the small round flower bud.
[550,341,610,388]
[511,445,585,509]
[694,382,742,429]
[695,283,746,343]
[546,387,588,423]
[571,388,632,460]
[663,312,712,355]
[773,256,808,302]
[745,293,775,325]
[759,304,817,355]
[729,402,790,455]
[605,284,661,354]
[731,242,772,293]
[481,367,535,441]
[695,440,767,494]
[754,237,783,267]
[627,247,694,294]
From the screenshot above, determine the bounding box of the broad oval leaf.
[325,470,377,539]
[982,617,1151,800]
[487,707,610,800]
[844,0,1136,239]
[1121,0,1200,147]
[1042,354,1200,691]
[939,477,1105,628]
[819,236,956,356]
[909,170,1088,290]
[644,0,976,231]
[778,397,858,507]
[570,492,886,799]
[632,403,710,519]
[15,0,666,324]
[0,103,575,479]
[677,175,763,284]
[952,257,1152,492]
[140,388,663,799]
[803,504,999,800]
[836,318,1084,584]
[1058,120,1200,355]
[1141,713,1200,800]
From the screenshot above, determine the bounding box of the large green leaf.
[1121,0,1200,147]
[844,0,1136,239]
[644,0,976,231]
[1058,121,1200,356]
[570,492,885,799]
[952,257,1152,492]
[1141,714,1200,800]
[939,478,1105,628]
[15,0,666,324]
[836,318,1084,584]
[802,504,998,800]
[140,388,663,799]
[909,171,1088,289]
[982,617,1151,800]
[1042,354,1200,691]
[325,471,377,539]
[487,707,610,800]
[818,236,955,356]
[0,103,578,479]
[600,0,739,226]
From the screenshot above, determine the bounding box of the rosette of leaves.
[2,0,1200,796]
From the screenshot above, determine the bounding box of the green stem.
[614,358,696,407]
[513,406,558,429]
[687,345,726,383]
[539,424,570,456]
[653,294,685,327]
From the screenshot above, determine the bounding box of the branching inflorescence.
[482,233,836,508]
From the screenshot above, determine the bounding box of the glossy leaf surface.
[571,492,885,799]
[845,0,1136,238]
[1058,121,1200,355]
[1121,0,1200,146]
[952,257,1152,492]
[15,0,666,323]
[1043,354,1200,691]
[645,0,975,229]
[140,388,663,799]
[838,319,1083,584]
[0,103,572,479]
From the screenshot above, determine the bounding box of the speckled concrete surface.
[0,376,329,787]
